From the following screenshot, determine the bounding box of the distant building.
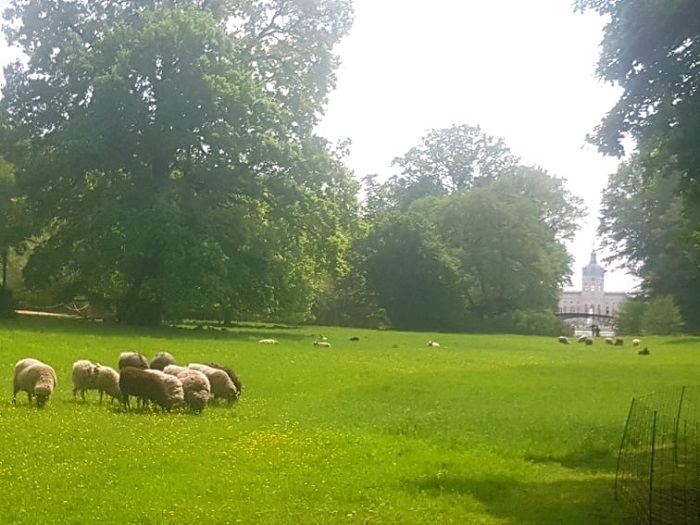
[558,252,629,318]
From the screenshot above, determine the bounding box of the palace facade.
[558,252,629,317]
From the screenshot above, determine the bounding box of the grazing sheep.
[427,341,440,348]
[95,364,121,404]
[258,338,278,345]
[632,338,641,347]
[605,337,614,345]
[558,336,570,344]
[143,370,185,411]
[13,358,58,408]
[349,336,360,342]
[585,337,593,346]
[638,347,650,355]
[577,335,588,343]
[119,366,170,411]
[614,338,624,346]
[206,362,242,399]
[72,359,100,401]
[164,365,211,413]
[118,351,149,370]
[187,363,238,403]
[149,352,176,371]
[314,340,332,348]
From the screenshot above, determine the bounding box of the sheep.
[585,337,593,346]
[13,358,58,408]
[614,338,624,346]
[187,363,238,403]
[149,352,176,371]
[118,351,149,370]
[349,336,360,342]
[314,340,332,348]
[143,369,185,411]
[258,338,278,344]
[119,366,171,412]
[72,359,100,401]
[605,337,614,345]
[577,335,588,343]
[427,341,440,348]
[164,365,211,413]
[206,362,242,399]
[632,338,641,347]
[558,336,570,344]
[95,364,121,404]
[638,347,650,355]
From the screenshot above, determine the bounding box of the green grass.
[0,317,695,524]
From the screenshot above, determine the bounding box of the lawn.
[0,316,696,524]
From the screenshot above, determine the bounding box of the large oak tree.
[1,0,357,324]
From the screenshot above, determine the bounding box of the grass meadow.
[0,317,697,524]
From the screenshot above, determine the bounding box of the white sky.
[0,0,639,293]
[316,0,639,293]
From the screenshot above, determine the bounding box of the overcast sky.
[0,0,638,293]
[316,0,639,293]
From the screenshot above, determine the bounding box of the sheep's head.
[34,392,50,408]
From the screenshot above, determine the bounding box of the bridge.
[555,312,616,326]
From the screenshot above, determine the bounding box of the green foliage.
[359,125,584,334]
[3,318,700,523]
[616,295,684,335]
[0,0,356,325]
[598,155,700,331]
[575,0,700,170]
[613,298,646,335]
[641,295,684,335]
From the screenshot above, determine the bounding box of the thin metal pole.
[649,410,657,525]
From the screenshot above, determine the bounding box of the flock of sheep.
[12,351,242,412]
[557,335,649,354]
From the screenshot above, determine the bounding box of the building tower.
[582,251,605,313]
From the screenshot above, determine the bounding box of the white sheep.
[72,359,100,401]
[95,365,121,404]
[163,365,211,413]
[258,338,278,345]
[118,351,149,370]
[13,358,58,407]
[187,363,238,403]
[143,369,185,411]
[149,352,176,371]
[314,340,332,348]
[557,336,570,344]
[428,341,440,348]
[632,338,641,347]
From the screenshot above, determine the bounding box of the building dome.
[582,251,605,278]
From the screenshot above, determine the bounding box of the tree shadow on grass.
[408,472,636,524]
[0,315,316,342]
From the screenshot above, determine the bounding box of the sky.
[0,0,638,293]
[315,0,639,293]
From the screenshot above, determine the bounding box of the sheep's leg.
[81,389,86,402]
[99,390,104,404]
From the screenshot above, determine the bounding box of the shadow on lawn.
[409,473,635,524]
[1,315,316,342]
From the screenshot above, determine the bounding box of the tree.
[598,154,700,331]
[1,0,355,324]
[430,180,573,323]
[364,124,520,212]
[360,210,466,332]
[0,155,30,317]
[574,0,700,187]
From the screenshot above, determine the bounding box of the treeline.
[6,0,697,335]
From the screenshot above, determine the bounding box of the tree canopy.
[1,0,356,324]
